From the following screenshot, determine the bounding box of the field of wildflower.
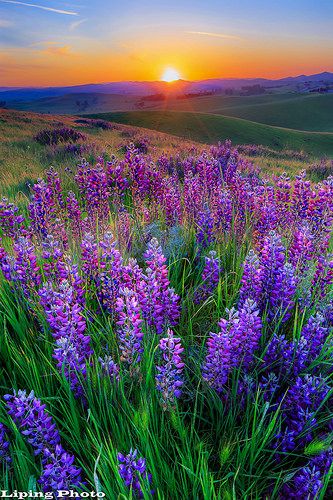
[1,127,333,499]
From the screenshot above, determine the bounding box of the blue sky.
[0,0,332,85]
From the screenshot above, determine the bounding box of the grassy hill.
[160,93,333,132]
[86,110,333,157]
[11,92,333,132]
[1,108,332,205]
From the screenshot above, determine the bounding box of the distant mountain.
[1,72,332,103]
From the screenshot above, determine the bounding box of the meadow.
[1,108,333,499]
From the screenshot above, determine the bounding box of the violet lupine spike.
[4,390,61,456]
[98,355,120,381]
[80,232,99,282]
[257,231,297,321]
[282,448,333,499]
[275,375,330,453]
[75,161,110,229]
[238,249,262,307]
[41,234,69,283]
[0,422,12,465]
[117,448,153,498]
[39,281,93,399]
[99,232,123,313]
[143,238,180,334]
[203,299,262,393]
[0,197,26,239]
[194,250,221,304]
[312,254,333,300]
[289,223,315,271]
[66,191,83,239]
[39,444,83,493]
[156,328,184,408]
[46,167,65,212]
[116,287,144,367]
[53,337,91,399]
[0,241,13,281]
[28,178,56,239]
[13,236,41,296]
[3,390,83,493]
[261,325,320,383]
[196,203,215,249]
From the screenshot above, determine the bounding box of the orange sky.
[0,0,332,86]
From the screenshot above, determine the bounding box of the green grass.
[157,93,333,132]
[87,110,333,157]
[12,92,333,132]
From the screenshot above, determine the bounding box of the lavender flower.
[98,355,120,381]
[116,288,144,367]
[0,197,25,239]
[143,238,180,334]
[39,281,93,398]
[39,444,83,492]
[0,422,11,465]
[4,390,83,493]
[156,329,184,407]
[196,204,215,249]
[117,449,153,498]
[202,299,262,393]
[194,251,221,303]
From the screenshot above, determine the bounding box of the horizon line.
[1,70,332,90]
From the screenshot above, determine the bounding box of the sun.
[161,67,181,82]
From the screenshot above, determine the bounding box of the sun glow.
[161,67,181,82]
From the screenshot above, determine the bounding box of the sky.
[0,0,332,86]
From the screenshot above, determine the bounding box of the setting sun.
[161,68,181,82]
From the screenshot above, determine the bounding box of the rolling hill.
[86,110,333,157]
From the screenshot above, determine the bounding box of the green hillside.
[12,92,333,132]
[162,93,333,132]
[86,110,333,157]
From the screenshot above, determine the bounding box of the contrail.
[185,31,242,40]
[1,0,78,16]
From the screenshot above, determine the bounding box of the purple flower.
[143,238,180,334]
[39,444,83,493]
[98,355,120,381]
[13,237,41,296]
[116,288,144,367]
[196,204,215,249]
[98,232,123,313]
[240,232,296,322]
[275,375,330,453]
[281,448,333,499]
[4,390,83,493]
[194,251,221,303]
[117,448,153,498]
[4,390,61,456]
[39,281,93,399]
[156,329,184,407]
[0,422,11,465]
[41,235,69,283]
[203,299,262,393]
[0,197,26,239]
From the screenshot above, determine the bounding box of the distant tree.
[224,88,234,96]
[241,84,266,96]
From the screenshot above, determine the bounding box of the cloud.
[42,44,74,56]
[185,31,243,41]
[69,18,87,31]
[0,0,78,16]
[0,18,13,27]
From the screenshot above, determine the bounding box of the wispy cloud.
[185,31,243,41]
[69,18,87,31]
[0,0,78,16]
[42,44,74,56]
[0,18,13,27]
